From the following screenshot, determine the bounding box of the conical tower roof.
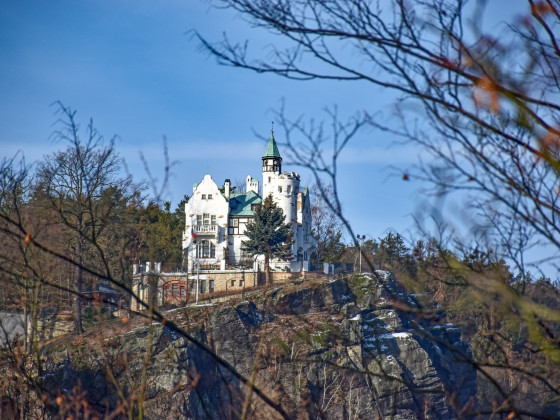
[263,131,281,159]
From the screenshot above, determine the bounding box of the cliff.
[34,272,476,418]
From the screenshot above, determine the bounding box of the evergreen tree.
[136,197,189,270]
[371,231,416,275]
[242,195,292,285]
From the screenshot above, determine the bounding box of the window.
[172,283,178,297]
[263,159,273,171]
[209,280,214,293]
[180,286,185,297]
[208,194,212,199]
[240,280,244,287]
[202,194,206,199]
[203,213,210,225]
[268,177,271,182]
[197,215,202,225]
[231,279,235,287]
[228,218,239,235]
[201,280,206,294]
[278,186,283,193]
[165,287,170,297]
[197,240,216,258]
[211,215,216,225]
[287,186,291,194]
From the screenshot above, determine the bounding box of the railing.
[226,258,254,270]
[193,225,218,235]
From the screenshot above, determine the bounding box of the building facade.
[182,132,316,274]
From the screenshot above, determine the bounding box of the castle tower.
[262,128,284,198]
[262,128,282,174]
[262,127,299,227]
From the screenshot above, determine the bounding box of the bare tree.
[35,102,133,335]
[310,182,345,268]
[0,106,295,419]
[196,1,560,417]
[197,0,560,272]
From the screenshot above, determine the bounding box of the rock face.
[37,273,476,419]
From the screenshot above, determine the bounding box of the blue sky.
[0,0,521,249]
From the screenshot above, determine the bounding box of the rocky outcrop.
[31,272,476,419]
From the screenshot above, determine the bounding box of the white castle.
[182,130,317,273]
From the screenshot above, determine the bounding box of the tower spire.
[263,125,281,159]
[262,124,282,174]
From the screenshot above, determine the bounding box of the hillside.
[6,272,480,419]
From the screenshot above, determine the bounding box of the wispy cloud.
[117,138,264,165]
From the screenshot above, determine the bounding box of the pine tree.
[242,195,292,285]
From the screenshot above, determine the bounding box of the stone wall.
[132,269,328,309]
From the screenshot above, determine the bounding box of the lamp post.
[357,234,366,273]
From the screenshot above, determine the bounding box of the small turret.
[262,125,282,174]
[246,175,259,194]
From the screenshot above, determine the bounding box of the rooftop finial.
[271,121,274,136]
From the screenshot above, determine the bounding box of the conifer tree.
[242,195,292,285]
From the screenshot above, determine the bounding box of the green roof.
[229,191,262,216]
[263,132,281,159]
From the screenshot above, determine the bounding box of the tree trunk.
[23,279,28,352]
[264,252,271,285]
[29,279,41,352]
[73,232,84,335]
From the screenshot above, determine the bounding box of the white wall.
[184,175,229,271]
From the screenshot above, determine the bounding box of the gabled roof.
[262,132,281,159]
[229,191,262,216]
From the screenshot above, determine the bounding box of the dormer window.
[208,194,212,199]
[202,194,206,199]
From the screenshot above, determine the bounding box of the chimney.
[224,179,231,199]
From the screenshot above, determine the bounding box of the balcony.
[193,224,218,236]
